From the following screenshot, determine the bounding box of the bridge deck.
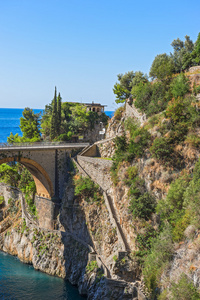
[0,143,90,151]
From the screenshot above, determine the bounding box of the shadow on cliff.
[59,174,94,296]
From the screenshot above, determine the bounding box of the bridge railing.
[0,141,90,149]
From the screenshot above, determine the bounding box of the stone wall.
[96,139,115,158]
[35,196,56,229]
[80,144,98,157]
[76,156,112,191]
[125,102,147,126]
[189,66,200,73]
[83,123,106,143]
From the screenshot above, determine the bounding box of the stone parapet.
[77,156,112,191]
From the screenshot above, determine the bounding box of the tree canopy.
[7,107,41,143]
[113,71,148,103]
[149,53,174,81]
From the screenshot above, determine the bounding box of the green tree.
[50,87,58,140]
[113,71,135,103]
[146,81,168,116]
[57,92,62,135]
[133,81,152,112]
[8,108,41,143]
[171,35,194,72]
[191,32,200,65]
[20,107,41,140]
[170,73,190,98]
[149,53,174,81]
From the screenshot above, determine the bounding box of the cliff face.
[2,70,200,299]
[0,182,138,299]
[101,76,200,297]
[0,184,88,294]
[0,185,65,276]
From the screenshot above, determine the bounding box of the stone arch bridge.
[0,143,88,228]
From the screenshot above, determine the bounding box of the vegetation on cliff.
[110,32,200,299]
[113,33,200,109]
[0,163,36,215]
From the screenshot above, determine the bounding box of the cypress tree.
[57,92,62,135]
[50,87,57,140]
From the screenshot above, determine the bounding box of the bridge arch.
[0,157,54,199]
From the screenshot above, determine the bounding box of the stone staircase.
[71,141,149,299]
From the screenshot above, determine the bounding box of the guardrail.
[0,142,90,149]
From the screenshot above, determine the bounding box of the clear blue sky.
[0,0,199,111]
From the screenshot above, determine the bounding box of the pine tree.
[57,92,62,135]
[50,87,57,140]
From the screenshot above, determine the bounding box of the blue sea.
[0,251,85,300]
[0,108,42,144]
[0,108,114,143]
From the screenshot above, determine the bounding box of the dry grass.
[151,180,169,193]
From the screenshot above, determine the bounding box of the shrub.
[135,222,157,257]
[185,134,200,148]
[157,174,191,241]
[191,157,200,182]
[0,196,4,205]
[133,81,152,112]
[113,255,118,262]
[183,179,200,227]
[143,226,173,296]
[165,97,197,127]
[111,135,129,185]
[146,81,169,117]
[170,73,190,99]
[124,117,138,136]
[74,176,102,203]
[150,137,173,161]
[124,166,138,185]
[129,193,156,220]
[113,134,128,154]
[128,174,156,220]
[170,273,200,300]
[128,127,151,160]
[114,106,124,121]
[181,160,200,226]
[196,85,200,94]
[25,194,37,216]
[129,176,146,198]
[147,113,162,129]
[165,174,191,210]
[172,211,191,241]
[86,261,98,273]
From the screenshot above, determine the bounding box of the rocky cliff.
[2,66,200,299]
